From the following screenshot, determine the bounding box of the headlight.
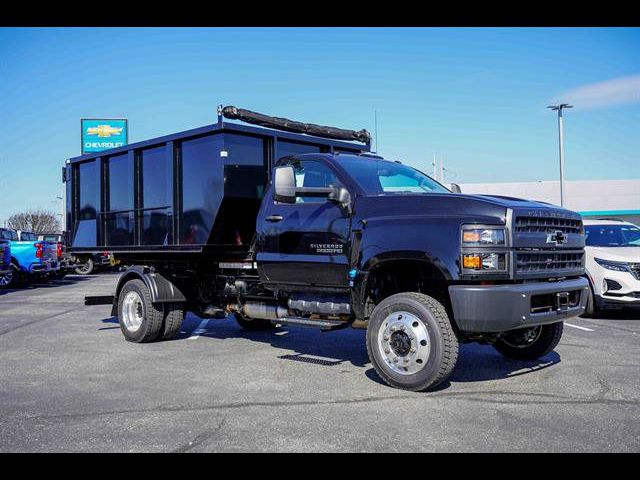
[594,258,629,272]
[462,227,505,246]
[462,253,507,272]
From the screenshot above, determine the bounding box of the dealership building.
[459,179,640,226]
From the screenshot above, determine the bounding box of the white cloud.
[554,74,640,110]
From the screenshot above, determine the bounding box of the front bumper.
[449,277,589,333]
[591,268,640,308]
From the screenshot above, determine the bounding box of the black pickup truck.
[74,106,588,391]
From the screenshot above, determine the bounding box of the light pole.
[547,103,573,207]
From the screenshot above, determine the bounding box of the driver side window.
[282,159,342,204]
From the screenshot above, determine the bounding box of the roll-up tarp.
[222,106,371,144]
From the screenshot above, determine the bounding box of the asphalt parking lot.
[0,273,638,452]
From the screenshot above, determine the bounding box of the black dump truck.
[70,106,589,391]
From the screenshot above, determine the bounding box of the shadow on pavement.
[586,309,640,321]
[98,312,560,389]
[365,342,560,390]
[0,274,94,296]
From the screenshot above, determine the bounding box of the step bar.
[272,317,349,331]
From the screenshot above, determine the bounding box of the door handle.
[265,215,283,222]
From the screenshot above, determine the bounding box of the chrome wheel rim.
[76,263,91,274]
[122,291,144,332]
[377,311,431,375]
[501,326,542,348]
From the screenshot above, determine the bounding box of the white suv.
[582,219,640,316]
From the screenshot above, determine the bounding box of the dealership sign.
[81,118,128,154]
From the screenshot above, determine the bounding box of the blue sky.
[0,27,639,222]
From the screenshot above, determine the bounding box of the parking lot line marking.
[188,319,210,340]
[564,322,594,332]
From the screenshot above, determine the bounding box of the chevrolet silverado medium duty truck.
[0,228,59,287]
[75,106,588,391]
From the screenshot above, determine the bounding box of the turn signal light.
[34,243,43,259]
[463,255,482,269]
[463,231,481,243]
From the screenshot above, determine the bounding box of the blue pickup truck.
[0,228,59,287]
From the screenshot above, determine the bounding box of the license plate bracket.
[556,291,569,312]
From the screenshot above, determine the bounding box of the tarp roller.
[222,106,371,144]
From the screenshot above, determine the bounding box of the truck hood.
[355,193,573,223]
[587,246,640,263]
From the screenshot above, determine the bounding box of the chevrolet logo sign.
[546,230,568,246]
[86,125,124,138]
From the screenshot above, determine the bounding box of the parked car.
[37,232,74,279]
[0,228,59,287]
[72,251,113,275]
[582,219,640,316]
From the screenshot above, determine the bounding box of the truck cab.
[78,106,588,391]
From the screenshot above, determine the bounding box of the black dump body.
[64,110,369,262]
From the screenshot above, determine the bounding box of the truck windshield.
[585,224,640,247]
[338,157,450,195]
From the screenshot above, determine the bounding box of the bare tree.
[6,209,60,233]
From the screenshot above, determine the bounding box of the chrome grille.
[515,216,582,234]
[516,250,584,274]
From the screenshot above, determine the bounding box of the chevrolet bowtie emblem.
[546,230,568,246]
[86,125,123,138]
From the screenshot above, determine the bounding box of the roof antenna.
[374,110,379,153]
[217,104,223,126]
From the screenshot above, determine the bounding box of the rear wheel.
[493,322,563,360]
[366,292,459,392]
[161,303,185,340]
[74,258,95,275]
[0,264,25,288]
[118,279,164,343]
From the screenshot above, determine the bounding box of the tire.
[234,312,275,331]
[581,284,598,318]
[493,322,563,360]
[161,303,185,340]
[0,264,26,288]
[117,279,164,343]
[74,258,95,275]
[366,292,459,392]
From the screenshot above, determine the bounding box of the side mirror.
[273,166,296,204]
[328,186,352,215]
[328,186,351,204]
[450,183,462,194]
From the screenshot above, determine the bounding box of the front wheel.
[581,283,598,318]
[493,322,563,360]
[366,292,459,392]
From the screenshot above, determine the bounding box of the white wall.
[459,179,640,213]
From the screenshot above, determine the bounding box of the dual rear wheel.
[117,279,184,343]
